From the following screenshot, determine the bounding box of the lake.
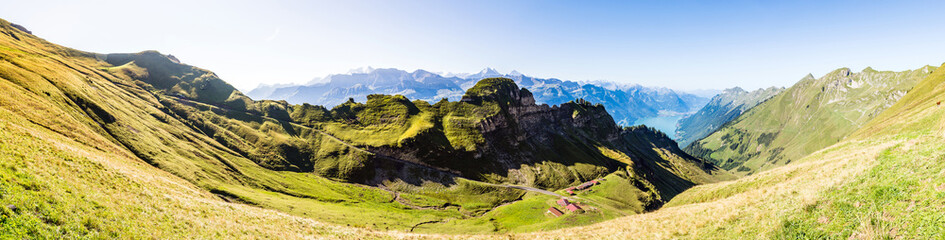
[631,115,685,137]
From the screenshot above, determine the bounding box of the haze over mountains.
[674,86,785,147]
[3,16,945,239]
[247,67,711,128]
[0,19,727,235]
[686,66,935,175]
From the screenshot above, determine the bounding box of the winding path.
[177,96,569,198]
[311,128,566,198]
[479,182,565,198]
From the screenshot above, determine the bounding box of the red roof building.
[568,179,602,193]
[547,207,564,217]
[566,203,582,212]
[556,198,570,207]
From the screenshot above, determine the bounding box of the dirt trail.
[311,128,570,198]
[479,182,564,198]
[169,96,571,199]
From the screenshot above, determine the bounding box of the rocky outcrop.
[10,23,30,34]
[53,37,716,208]
[363,78,710,196]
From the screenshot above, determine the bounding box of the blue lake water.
[632,115,685,137]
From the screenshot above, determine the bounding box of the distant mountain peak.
[347,66,375,74]
[723,87,746,93]
[479,67,500,75]
[830,67,852,77]
[802,73,816,81]
[246,66,710,129]
[675,85,785,148]
[411,69,435,75]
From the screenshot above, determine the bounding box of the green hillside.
[675,86,784,147]
[686,66,934,175]
[511,63,945,239]
[0,18,723,237]
[3,16,942,239]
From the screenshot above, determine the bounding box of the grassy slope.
[416,172,652,234]
[0,19,514,235]
[686,67,933,175]
[675,87,783,148]
[0,23,386,237]
[0,18,722,236]
[510,63,945,239]
[162,77,696,232]
[3,16,942,238]
[0,106,394,239]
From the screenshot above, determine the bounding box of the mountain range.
[674,86,784,147]
[685,66,934,175]
[3,17,945,239]
[247,67,710,127]
[0,19,726,236]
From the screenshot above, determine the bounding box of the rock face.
[369,79,626,186]
[0,16,727,231]
[463,80,624,176]
[107,61,719,201]
[20,33,718,211]
[686,66,935,175]
[10,23,30,34]
[361,79,722,203]
[247,68,708,126]
[675,86,784,147]
[129,72,721,209]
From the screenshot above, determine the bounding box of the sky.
[3,0,945,92]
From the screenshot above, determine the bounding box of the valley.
[247,68,710,128]
[674,87,785,147]
[631,112,685,135]
[0,18,725,236]
[1,11,944,240]
[686,67,934,176]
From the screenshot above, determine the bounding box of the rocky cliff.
[160,73,722,205]
[0,19,726,233]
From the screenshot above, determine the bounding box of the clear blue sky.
[4,0,945,91]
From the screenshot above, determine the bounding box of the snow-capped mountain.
[247,68,709,127]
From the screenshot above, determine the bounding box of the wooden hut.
[566,203,582,212]
[547,207,564,217]
[556,198,570,207]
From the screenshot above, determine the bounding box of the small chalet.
[573,179,602,191]
[547,207,564,217]
[556,198,570,207]
[566,203,582,212]
[567,179,603,195]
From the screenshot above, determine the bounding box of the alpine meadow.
[1,1,945,239]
